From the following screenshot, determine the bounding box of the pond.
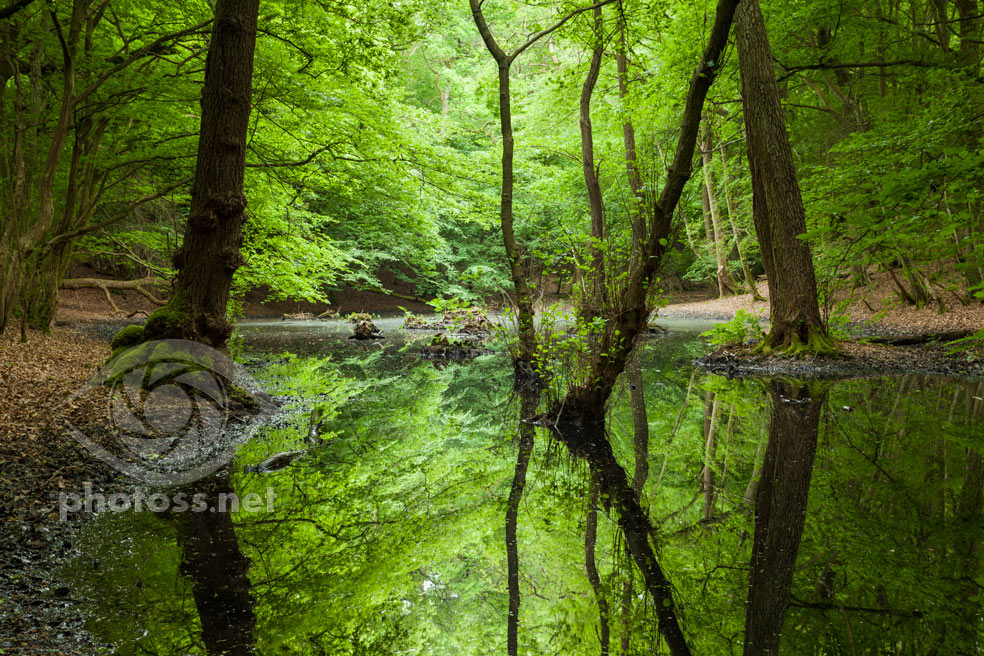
[60,319,984,655]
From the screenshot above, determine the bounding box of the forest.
[1,0,983,654]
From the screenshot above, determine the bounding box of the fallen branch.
[353,286,429,304]
[60,276,168,315]
[867,329,974,346]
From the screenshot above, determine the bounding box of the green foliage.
[946,328,984,361]
[700,310,766,348]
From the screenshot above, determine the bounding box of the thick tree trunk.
[143,0,258,347]
[743,381,824,656]
[736,0,832,354]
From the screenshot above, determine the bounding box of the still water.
[61,319,984,654]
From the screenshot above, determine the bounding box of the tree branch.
[43,175,192,252]
[0,0,36,20]
[509,0,616,63]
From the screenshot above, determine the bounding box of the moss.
[755,328,840,359]
[111,324,145,350]
[144,294,189,340]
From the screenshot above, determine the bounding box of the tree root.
[755,329,839,358]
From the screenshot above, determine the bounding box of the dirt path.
[660,275,984,337]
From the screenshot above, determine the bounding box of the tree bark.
[143,0,259,347]
[579,6,607,315]
[736,0,832,354]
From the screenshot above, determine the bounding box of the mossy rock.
[111,324,145,350]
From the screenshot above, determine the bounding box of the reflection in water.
[170,471,256,656]
[59,324,984,655]
[506,384,539,656]
[549,411,693,656]
[744,381,824,656]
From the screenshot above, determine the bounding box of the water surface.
[62,320,984,654]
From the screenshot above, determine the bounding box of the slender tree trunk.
[586,475,611,656]
[702,395,720,520]
[743,381,824,656]
[621,358,648,654]
[472,1,606,372]
[701,121,738,297]
[580,6,607,315]
[144,0,259,348]
[557,0,740,421]
[505,387,540,655]
[718,140,765,300]
[736,0,832,354]
[617,10,646,270]
[552,421,693,656]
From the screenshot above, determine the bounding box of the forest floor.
[0,329,117,655]
[661,272,984,378]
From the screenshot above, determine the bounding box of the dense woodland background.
[1,0,983,331]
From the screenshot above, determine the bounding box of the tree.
[143,0,259,347]
[470,0,614,374]
[0,0,206,334]
[736,0,834,354]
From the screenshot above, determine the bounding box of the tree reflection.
[549,412,693,656]
[505,383,540,656]
[743,380,824,656]
[170,470,256,656]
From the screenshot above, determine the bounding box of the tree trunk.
[551,421,693,656]
[172,474,256,655]
[736,0,832,354]
[718,140,765,300]
[143,0,259,348]
[579,6,606,315]
[701,120,738,297]
[743,381,824,656]
[617,14,645,268]
[702,394,720,520]
[557,0,740,422]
